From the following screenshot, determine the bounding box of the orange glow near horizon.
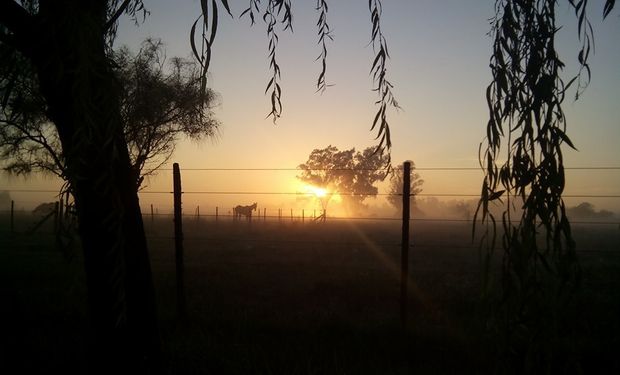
[302,184,327,198]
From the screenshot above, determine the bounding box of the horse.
[234,202,257,221]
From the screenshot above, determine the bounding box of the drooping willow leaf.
[477,0,615,370]
[196,0,397,160]
[315,0,333,93]
[367,0,400,166]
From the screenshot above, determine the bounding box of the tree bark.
[21,1,161,372]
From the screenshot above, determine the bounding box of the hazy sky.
[2,1,619,215]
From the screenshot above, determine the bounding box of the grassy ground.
[0,214,618,373]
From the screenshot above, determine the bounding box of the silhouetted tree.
[567,202,614,220]
[451,200,475,221]
[386,161,424,212]
[1,38,220,190]
[298,145,389,214]
[1,1,160,373]
[476,0,616,371]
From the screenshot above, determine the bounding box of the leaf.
[603,0,616,18]
[489,190,505,201]
[370,48,384,75]
[201,0,209,27]
[219,0,233,16]
[189,16,202,65]
[370,109,381,131]
[209,0,219,45]
[265,77,274,95]
[553,128,578,150]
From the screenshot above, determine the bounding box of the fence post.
[216,206,219,222]
[401,161,411,328]
[150,204,154,221]
[302,209,305,223]
[58,199,64,225]
[173,163,187,319]
[10,200,14,233]
[290,209,293,221]
[196,205,200,221]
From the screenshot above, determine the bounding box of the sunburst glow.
[303,184,327,198]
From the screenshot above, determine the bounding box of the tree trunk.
[30,1,161,372]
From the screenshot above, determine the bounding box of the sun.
[304,185,327,198]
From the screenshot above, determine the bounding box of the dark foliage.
[477,0,616,372]
[298,145,389,213]
[1,38,220,190]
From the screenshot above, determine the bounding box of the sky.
[2,0,619,216]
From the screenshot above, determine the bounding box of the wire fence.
[2,165,620,222]
[2,163,619,257]
[2,165,618,331]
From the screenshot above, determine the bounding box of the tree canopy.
[0,37,220,190]
[297,145,389,214]
[386,161,424,212]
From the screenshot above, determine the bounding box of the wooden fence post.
[173,163,186,319]
[58,199,64,225]
[216,206,219,222]
[150,204,154,221]
[302,209,305,223]
[290,209,293,221]
[401,161,411,328]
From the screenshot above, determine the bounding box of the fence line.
[5,189,620,200]
[3,208,618,225]
[154,166,620,171]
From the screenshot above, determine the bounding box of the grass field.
[1,213,618,374]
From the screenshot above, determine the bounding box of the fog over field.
[1,213,618,373]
